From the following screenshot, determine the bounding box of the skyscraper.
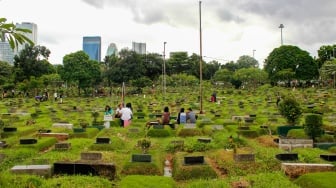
[132,42,146,54]
[15,22,38,53]
[106,43,118,56]
[0,42,14,64]
[83,36,101,62]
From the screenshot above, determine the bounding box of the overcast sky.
[1,0,335,66]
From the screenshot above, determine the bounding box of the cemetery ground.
[0,86,336,188]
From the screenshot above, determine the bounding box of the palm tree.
[0,18,33,49]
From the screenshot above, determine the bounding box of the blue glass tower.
[83,36,101,61]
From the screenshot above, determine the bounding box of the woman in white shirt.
[119,103,133,127]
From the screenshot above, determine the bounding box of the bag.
[104,115,113,121]
[124,119,131,127]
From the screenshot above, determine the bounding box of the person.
[186,108,197,123]
[104,105,113,115]
[119,102,133,127]
[176,108,186,124]
[161,106,170,125]
[104,105,113,128]
[276,95,281,106]
[54,92,57,101]
[115,103,122,118]
[59,94,63,103]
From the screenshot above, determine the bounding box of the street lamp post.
[253,49,256,58]
[199,0,204,114]
[163,42,167,101]
[279,24,284,45]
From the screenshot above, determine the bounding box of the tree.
[304,114,323,141]
[278,96,302,125]
[13,44,54,82]
[60,51,101,96]
[234,68,268,89]
[167,52,189,75]
[316,44,336,68]
[264,45,318,84]
[0,18,33,49]
[0,61,13,86]
[236,55,259,69]
[319,60,336,88]
[213,68,234,84]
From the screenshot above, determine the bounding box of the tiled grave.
[11,165,52,178]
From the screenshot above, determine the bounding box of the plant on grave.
[304,114,323,141]
[138,138,151,153]
[278,95,302,125]
[91,111,99,124]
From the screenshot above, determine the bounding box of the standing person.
[119,102,133,127]
[161,106,170,125]
[54,92,58,102]
[115,103,122,118]
[186,108,197,123]
[176,108,186,124]
[59,93,63,103]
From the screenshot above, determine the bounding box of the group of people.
[157,106,197,126]
[104,102,133,128]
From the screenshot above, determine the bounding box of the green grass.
[294,172,336,188]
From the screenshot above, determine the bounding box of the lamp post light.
[199,0,204,114]
[279,24,284,46]
[163,41,167,100]
[253,49,256,58]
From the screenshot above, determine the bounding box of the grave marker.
[184,156,204,165]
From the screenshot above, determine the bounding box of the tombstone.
[128,128,140,133]
[52,123,73,129]
[184,156,204,165]
[234,154,255,162]
[3,127,17,132]
[81,152,102,160]
[54,142,71,150]
[0,141,8,148]
[38,129,51,133]
[153,124,164,129]
[96,137,110,144]
[211,125,223,130]
[184,123,196,129]
[275,153,298,161]
[53,162,116,180]
[131,154,152,162]
[137,116,145,119]
[320,154,336,162]
[197,138,211,143]
[73,128,85,133]
[20,138,37,145]
[11,165,52,177]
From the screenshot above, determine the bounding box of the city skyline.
[1,0,336,65]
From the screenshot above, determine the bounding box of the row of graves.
[1,89,336,185]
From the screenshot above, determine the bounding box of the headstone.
[275,153,298,161]
[96,137,110,144]
[81,152,102,160]
[11,165,52,178]
[20,138,37,145]
[184,156,204,165]
[320,154,336,162]
[52,123,73,129]
[3,127,17,132]
[211,125,223,130]
[131,154,152,162]
[73,128,85,133]
[54,142,71,150]
[184,123,196,129]
[234,154,255,162]
[197,138,211,143]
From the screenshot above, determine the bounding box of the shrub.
[120,175,176,188]
[121,162,161,176]
[278,96,302,124]
[287,129,309,139]
[304,114,323,140]
[177,128,202,137]
[294,172,336,188]
[147,129,170,137]
[328,146,336,153]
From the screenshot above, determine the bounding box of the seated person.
[177,108,187,124]
[161,106,170,125]
[186,108,197,123]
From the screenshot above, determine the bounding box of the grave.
[0,141,8,148]
[211,125,223,130]
[170,140,184,150]
[20,138,37,145]
[96,137,110,144]
[184,123,196,129]
[275,153,298,161]
[184,156,204,165]
[54,142,71,150]
[128,128,140,133]
[281,163,335,178]
[37,133,69,141]
[320,154,336,162]
[197,138,211,143]
[3,127,17,132]
[278,138,313,150]
[234,154,255,162]
[53,162,116,180]
[52,122,73,129]
[131,154,152,162]
[11,165,52,178]
[81,152,102,160]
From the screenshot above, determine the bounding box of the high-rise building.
[106,43,118,56]
[132,42,146,54]
[0,42,14,64]
[15,22,38,53]
[83,36,101,62]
